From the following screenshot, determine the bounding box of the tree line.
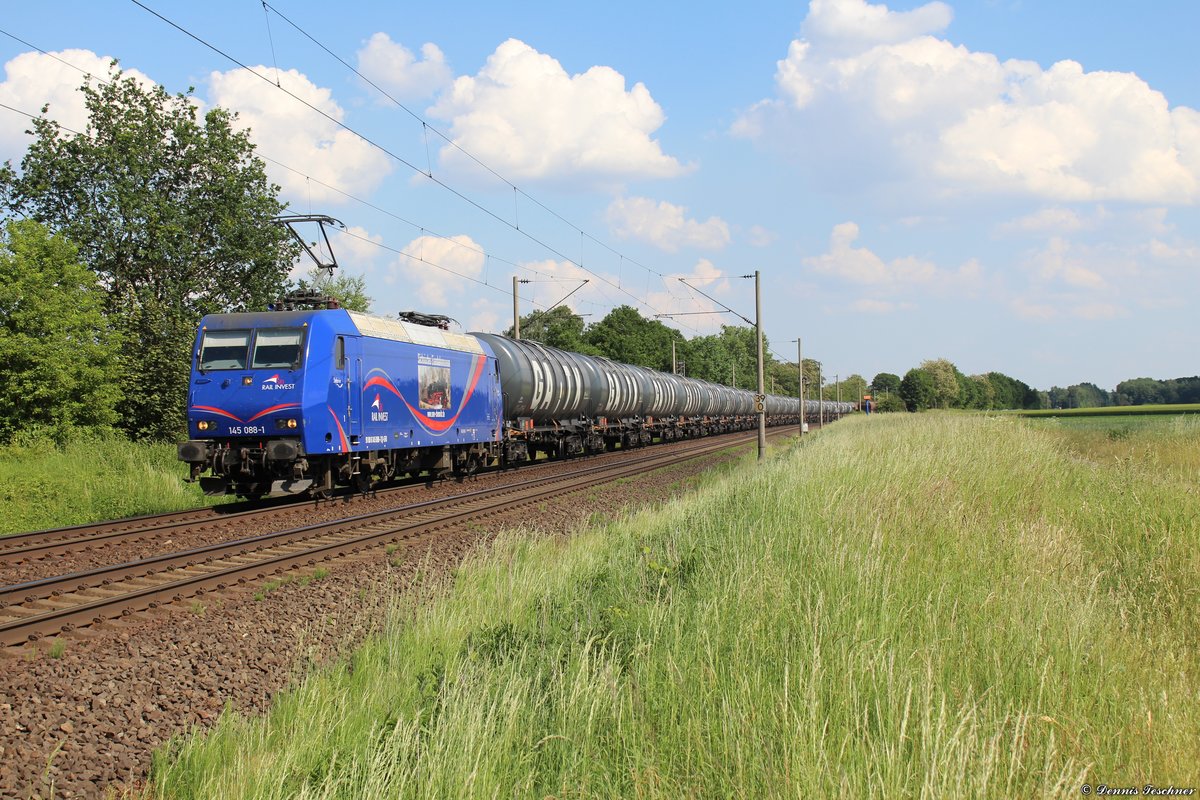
[1045,377,1200,409]
[869,361,1041,412]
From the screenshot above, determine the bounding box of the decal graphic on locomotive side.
[370,392,388,422]
[362,355,487,436]
[418,354,452,413]
[190,402,301,423]
[327,405,349,452]
[261,374,296,390]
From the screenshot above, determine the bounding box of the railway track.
[0,427,795,646]
[0,429,772,572]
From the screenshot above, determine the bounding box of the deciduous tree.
[0,221,122,443]
[899,368,935,412]
[296,268,372,313]
[871,372,901,396]
[920,358,960,409]
[504,305,595,353]
[0,64,298,439]
[584,305,682,371]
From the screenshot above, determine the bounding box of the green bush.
[0,429,223,534]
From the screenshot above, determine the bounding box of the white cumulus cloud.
[0,50,157,164]
[851,298,898,313]
[1148,238,1200,264]
[805,221,938,285]
[208,66,393,203]
[356,33,452,101]
[428,39,688,183]
[331,225,386,270]
[1073,302,1126,320]
[997,207,1090,236]
[747,225,777,247]
[390,234,485,309]
[804,0,953,50]
[737,0,1200,204]
[606,196,730,252]
[1028,236,1107,290]
[806,221,983,320]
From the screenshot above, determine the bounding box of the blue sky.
[2,0,1198,391]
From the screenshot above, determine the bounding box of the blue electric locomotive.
[177,305,503,497]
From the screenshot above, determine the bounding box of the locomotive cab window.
[199,329,251,371]
[251,328,305,369]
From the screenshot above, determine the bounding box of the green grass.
[148,414,1200,798]
[0,429,225,535]
[1029,413,1200,484]
[1017,403,1200,418]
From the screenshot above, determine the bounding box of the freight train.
[177,296,854,497]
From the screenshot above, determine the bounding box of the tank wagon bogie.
[180,306,846,498]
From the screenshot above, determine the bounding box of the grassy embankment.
[0,431,220,535]
[150,413,1199,798]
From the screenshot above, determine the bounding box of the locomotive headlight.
[276,418,298,430]
[197,420,212,431]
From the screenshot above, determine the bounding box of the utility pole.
[818,364,824,427]
[792,338,802,437]
[835,374,840,406]
[672,339,676,375]
[755,270,765,462]
[674,270,763,458]
[512,275,520,340]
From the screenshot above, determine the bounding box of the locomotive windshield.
[198,329,250,370]
[251,328,305,369]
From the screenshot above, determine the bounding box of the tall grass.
[150,414,1200,798]
[1018,403,1200,418]
[1032,413,1200,484]
[0,429,220,534]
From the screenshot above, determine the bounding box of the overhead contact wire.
[134,0,689,327]
[257,2,692,308]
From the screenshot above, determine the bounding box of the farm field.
[147,412,1200,798]
[1029,413,1200,485]
[1018,403,1200,418]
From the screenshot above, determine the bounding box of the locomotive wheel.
[457,455,480,478]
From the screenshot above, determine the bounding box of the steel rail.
[0,427,776,561]
[0,428,786,646]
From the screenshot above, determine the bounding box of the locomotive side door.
[349,354,362,430]
[330,335,362,450]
